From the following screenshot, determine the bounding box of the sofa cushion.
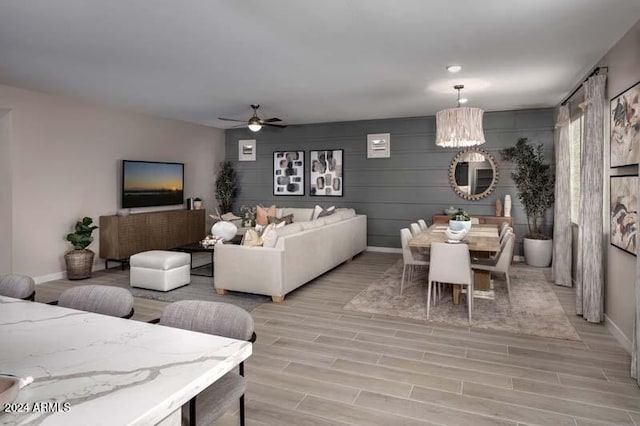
[280,207,315,223]
[335,208,356,220]
[256,205,276,226]
[300,218,326,230]
[323,214,343,225]
[263,222,303,248]
[241,229,262,247]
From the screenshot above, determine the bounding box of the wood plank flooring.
[35,252,638,425]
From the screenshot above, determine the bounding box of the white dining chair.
[499,221,509,236]
[400,228,429,294]
[417,219,428,231]
[499,226,514,244]
[472,233,515,304]
[410,222,422,237]
[427,242,474,323]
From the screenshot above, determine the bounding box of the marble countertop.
[0,296,252,425]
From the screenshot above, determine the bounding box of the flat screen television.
[122,160,184,208]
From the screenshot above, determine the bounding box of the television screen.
[122,160,184,208]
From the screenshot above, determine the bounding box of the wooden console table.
[100,209,205,267]
[432,214,513,228]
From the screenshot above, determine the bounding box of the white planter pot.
[523,237,552,267]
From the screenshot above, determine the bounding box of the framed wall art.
[367,133,391,158]
[238,140,256,161]
[273,151,304,196]
[610,81,640,167]
[310,149,343,196]
[610,175,637,255]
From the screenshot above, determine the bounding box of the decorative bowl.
[449,219,472,232]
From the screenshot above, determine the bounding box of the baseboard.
[366,246,402,254]
[513,255,524,262]
[34,261,106,284]
[604,313,632,355]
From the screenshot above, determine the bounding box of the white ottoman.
[130,250,191,291]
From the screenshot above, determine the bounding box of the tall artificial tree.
[215,161,238,213]
[500,138,555,238]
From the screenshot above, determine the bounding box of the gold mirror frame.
[448,148,499,201]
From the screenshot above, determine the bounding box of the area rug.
[49,264,268,312]
[344,260,580,340]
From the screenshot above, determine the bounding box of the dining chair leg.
[426,280,432,319]
[505,272,512,305]
[239,394,245,426]
[400,264,406,294]
[189,396,197,426]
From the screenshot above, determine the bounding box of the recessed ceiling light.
[446,65,462,73]
[458,98,468,104]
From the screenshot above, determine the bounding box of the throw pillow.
[256,205,276,226]
[267,214,294,225]
[241,229,263,247]
[312,205,335,220]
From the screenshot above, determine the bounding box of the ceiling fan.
[218,104,287,132]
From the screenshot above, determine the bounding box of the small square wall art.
[310,149,343,196]
[610,175,638,255]
[273,151,304,196]
[611,81,640,167]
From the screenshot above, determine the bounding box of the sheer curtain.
[552,105,572,287]
[575,74,606,323]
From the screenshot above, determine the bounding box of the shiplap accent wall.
[225,108,555,254]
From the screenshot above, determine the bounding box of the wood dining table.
[409,224,501,304]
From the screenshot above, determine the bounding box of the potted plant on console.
[500,138,554,267]
[65,216,98,279]
[215,161,238,214]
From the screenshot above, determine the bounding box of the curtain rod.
[561,67,608,106]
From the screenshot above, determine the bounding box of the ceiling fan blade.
[230,124,247,128]
[218,117,247,122]
[260,117,282,123]
[262,122,288,128]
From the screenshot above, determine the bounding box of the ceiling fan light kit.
[435,84,485,148]
[219,104,287,132]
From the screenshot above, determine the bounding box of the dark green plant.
[500,138,555,238]
[450,208,470,221]
[194,197,202,202]
[215,161,238,213]
[66,217,98,250]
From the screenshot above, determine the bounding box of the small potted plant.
[500,137,554,267]
[65,217,98,280]
[449,208,472,232]
[193,197,203,210]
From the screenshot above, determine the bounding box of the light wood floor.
[36,252,639,425]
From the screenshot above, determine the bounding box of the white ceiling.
[0,1,639,128]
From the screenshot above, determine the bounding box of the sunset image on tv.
[122,161,184,208]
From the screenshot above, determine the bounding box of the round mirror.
[448,148,499,200]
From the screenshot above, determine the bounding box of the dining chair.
[56,285,134,318]
[410,222,422,237]
[471,217,480,224]
[159,300,255,426]
[400,228,429,294]
[0,274,35,301]
[427,242,474,323]
[417,219,428,231]
[500,225,514,242]
[499,221,510,236]
[472,233,515,304]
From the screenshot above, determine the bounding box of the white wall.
[0,84,225,279]
[0,110,12,272]
[598,20,640,345]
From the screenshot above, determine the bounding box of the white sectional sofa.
[214,207,367,302]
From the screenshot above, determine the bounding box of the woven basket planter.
[65,249,95,280]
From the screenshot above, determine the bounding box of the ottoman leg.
[216,288,228,295]
[271,296,284,303]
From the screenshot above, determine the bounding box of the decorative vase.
[523,237,553,267]
[495,199,503,217]
[211,221,238,241]
[194,201,202,210]
[504,195,512,217]
[64,249,95,280]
